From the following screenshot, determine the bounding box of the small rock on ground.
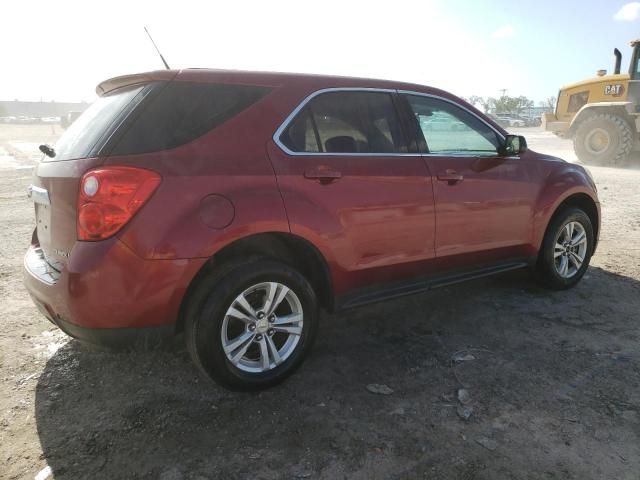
[476,437,498,451]
[457,405,474,421]
[457,388,472,405]
[366,384,394,395]
[159,468,184,480]
[453,352,476,362]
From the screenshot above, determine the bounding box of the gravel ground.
[0,124,639,480]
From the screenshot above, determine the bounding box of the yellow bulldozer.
[544,39,640,165]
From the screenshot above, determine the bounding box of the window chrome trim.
[272,87,508,157]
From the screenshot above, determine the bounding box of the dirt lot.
[1,124,639,480]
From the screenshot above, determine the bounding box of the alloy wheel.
[553,221,588,278]
[221,282,303,373]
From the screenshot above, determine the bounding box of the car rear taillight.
[77,166,161,241]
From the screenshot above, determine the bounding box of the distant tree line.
[461,95,556,114]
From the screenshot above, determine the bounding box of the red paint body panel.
[24,239,205,329]
[23,69,600,337]
[530,156,602,250]
[427,151,546,260]
[267,143,437,295]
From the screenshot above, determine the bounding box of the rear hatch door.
[32,83,150,269]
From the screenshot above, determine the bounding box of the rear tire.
[573,113,633,166]
[185,258,318,391]
[536,207,594,290]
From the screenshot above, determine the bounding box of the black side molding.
[336,260,530,311]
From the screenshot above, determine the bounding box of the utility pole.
[499,88,507,98]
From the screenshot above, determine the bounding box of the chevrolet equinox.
[24,69,600,390]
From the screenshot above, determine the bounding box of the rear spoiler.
[96,70,179,96]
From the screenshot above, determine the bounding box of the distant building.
[0,100,89,119]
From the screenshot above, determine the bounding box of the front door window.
[404,95,501,155]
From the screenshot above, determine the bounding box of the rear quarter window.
[110,82,270,155]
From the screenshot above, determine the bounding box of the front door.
[401,93,542,268]
[268,90,436,293]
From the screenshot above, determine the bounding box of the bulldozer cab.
[628,40,640,113]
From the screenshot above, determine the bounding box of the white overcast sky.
[3,0,639,103]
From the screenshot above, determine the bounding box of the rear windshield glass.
[52,85,144,161]
[110,82,271,155]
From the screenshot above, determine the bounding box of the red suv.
[24,69,600,390]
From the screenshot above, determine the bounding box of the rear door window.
[111,82,270,155]
[279,91,407,154]
[52,85,144,161]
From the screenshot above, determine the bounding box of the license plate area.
[29,185,51,206]
[35,202,52,249]
[29,185,53,258]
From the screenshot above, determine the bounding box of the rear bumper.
[23,238,206,344]
[45,313,175,349]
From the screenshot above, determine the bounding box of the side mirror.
[498,134,527,156]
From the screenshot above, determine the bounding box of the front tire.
[536,207,594,290]
[185,259,318,391]
[573,113,633,166]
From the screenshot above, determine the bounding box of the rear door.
[400,93,542,267]
[268,89,436,293]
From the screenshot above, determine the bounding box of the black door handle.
[304,167,342,183]
[437,169,464,185]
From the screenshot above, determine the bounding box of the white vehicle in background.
[495,114,526,128]
[40,117,59,124]
[519,114,543,127]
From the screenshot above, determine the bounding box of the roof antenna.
[144,26,170,70]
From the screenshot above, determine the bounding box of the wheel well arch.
[569,105,635,136]
[546,193,599,250]
[175,232,334,333]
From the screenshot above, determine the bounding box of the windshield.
[50,85,144,161]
